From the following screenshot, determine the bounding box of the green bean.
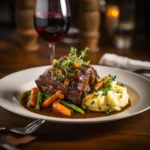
[61,100,84,114]
[35,92,43,111]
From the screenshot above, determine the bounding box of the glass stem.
[48,43,55,64]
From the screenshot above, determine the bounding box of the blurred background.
[0,0,150,52]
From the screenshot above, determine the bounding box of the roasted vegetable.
[42,91,64,107]
[61,100,84,114]
[35,92,43,111]
[28,87,39,107]
[52,101,71,116]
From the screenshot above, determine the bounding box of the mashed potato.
[81,81,129,112]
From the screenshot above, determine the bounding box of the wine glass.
[34,0,71,64]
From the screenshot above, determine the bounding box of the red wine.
[34,12,71,43]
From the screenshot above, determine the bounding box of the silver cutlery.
[0,119,45,135]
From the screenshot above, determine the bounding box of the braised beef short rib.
[35,65,99,105]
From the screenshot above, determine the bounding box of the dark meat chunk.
[36,71,68,95]
[35,65,99,104]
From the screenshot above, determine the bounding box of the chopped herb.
[105,74,116,89]
[120,94,123,98]
[106,106,115,114]
[81,67,87,72]
[61,60,69,67]
[82,60,90,66]
[42,93,51,99]
[57,73,64,80]
[68,72,74,77]
[105,111,110,114]
[100,87,109,96]
[75,68,80,73]
[116,82,124,86]
[106,109,112,114]
[94,92,99,96]
[84,104,88,109]
[108,74,116,81]
[27,91,31,98]
[55,61,61,68]
[64,68,69,77]
[91,101,95,105]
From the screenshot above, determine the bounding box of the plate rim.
[0,65,150,124]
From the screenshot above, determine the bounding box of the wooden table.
[0,39,150,150]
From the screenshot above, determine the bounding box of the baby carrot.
[94,81,104,91]
[28,87,39,107]
[42,93,58,108]
[94,76,109,90]
[42,91,64,107]
[52,101,71,116]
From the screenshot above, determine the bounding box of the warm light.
[111,9,119,17]
[106,5,120,18]
[106,5,120,32]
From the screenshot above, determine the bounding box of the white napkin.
[99,53,150,79]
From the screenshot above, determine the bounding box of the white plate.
[0,65,150,124]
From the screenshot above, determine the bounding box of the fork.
[0,119,45,135]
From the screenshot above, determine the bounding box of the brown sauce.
[20,90,133,119]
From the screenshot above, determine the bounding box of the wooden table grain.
[0,39,150,150]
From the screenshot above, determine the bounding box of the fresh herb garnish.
[105,74,116,88]
[100,87,109,96]
[75,68,80,73]
[43,93,51,99]
[54,47,90,78]
[91,101,95,105]
[84,104,88,109]
[27,91,31,98]
[57,73,64,80]
[106,109,112,114]
[108,74,116,81]
[120,94,123,98]
[94,92,99,96]
[116,82,124,87]
[106,106,115,114]
[55,61,61,68]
